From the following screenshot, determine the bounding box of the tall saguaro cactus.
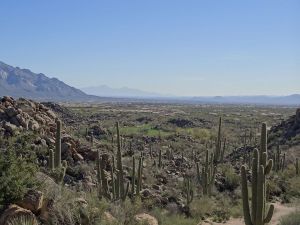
[214,117,223,163]
[241,123,274,225]
[136,156,143,195]
[116,122,125,197]
[183,177,194,206]
[158,149,162,168]
[273,146,285,172]
[55,119,62,168]
[197,149,216,196]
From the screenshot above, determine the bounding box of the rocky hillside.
[0,61,99,101]
[0,96,99,164]
[269,108,300,147]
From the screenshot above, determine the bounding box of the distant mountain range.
[0,61,299,105]
[81,86,300,105]
[0,61,98,101]
[81,85,164,98]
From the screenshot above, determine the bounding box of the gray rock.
[5,106,18,118]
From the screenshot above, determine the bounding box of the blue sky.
[0,0,299,96]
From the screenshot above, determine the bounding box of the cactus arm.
[264,204,274,223]
[241,166,253,225]
[265,159,273,175]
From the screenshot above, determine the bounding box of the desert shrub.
[286,176,300,198]
[151,208,198,225]
[79,191,109,225]
[282,164,298,178]
[190,196,215,219]
[187,128,211,141]
[279,211,300,225]
[0,149,38,209]
[212,195,232,222]
[219,164,240,192]
[109,198,143,225]
[44,187,108,225]
[229,199,243,218]
[267,178,283,197]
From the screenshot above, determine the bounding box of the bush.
[219,164,240,192]
[190,196,215,219]
[151,208,198,225]
[279,211,300,225]
[0,149,37,209]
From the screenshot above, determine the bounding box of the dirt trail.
[202,203,297,225]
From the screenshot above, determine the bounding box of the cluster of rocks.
[0,96,57,136]
[0,96,104,166]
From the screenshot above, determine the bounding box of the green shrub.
[190,196,215,219]
[279,211,300,225]
[151,208,198,225]
[0,149,37,209]
[220,164,240,191]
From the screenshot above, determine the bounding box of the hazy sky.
[1,0,299,96]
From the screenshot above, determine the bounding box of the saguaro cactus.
[55,120,62,168]
[183,177,194,206]
[214,117,222,163]
[197,150,216,196]
[131,156,136,196]
[49,149,54,171]
[158,149,162,168]
[96,150,110,199]
[136,156,143,195]
[241,123,274,225]
[116,122,125,197]
[273,146,285,172]
[220,138,226,163]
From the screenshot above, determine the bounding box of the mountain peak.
[0,61,90,101]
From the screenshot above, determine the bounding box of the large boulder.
[134,213,158,225]
[4,107,18,118]
[3,122,18,135]
[17,190,44,214]
[0,204,38,225]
